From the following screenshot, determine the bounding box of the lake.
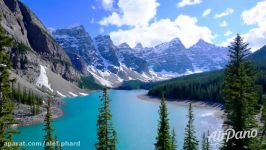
[14,90,223,150]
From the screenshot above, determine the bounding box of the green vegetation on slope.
[148,70,224,102]
[0,16,17,149]
[116,80,157,90]
[78,75,102,90]
[148,45,266,102]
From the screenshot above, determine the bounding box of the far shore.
[15,92,90,127]
[138,92,224,118]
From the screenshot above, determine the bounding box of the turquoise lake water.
[14,90,222,150]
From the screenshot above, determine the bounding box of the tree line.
[12,83,43,115]
[148,71,224,102]
[148,45,266,103]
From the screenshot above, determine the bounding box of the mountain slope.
[148,45,266,101]
[52,26,230,87]
[136,38,194,74]
[187,39,228,71]
[0,0,85,97]
[248,45,266,65]
[52,26,166,87]
[134,38,228,74]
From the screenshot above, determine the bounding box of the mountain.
[248,45,266,65]
[134,38,228,74]
[148,45,266,102]
[187,39,228,71]
[135,38,193,74]
[117,42,149,73]
[52,26,164,87]
[0,0,86,97]
[52,26,229,87]
[52,25,101,74]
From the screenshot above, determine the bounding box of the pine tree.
[222,34,258,149]
[9,78,16,100]
[170,129,177,150]
[0,15,17,150]
[95,87,117,150]
[22,88,27,104]
[155,95,171,150]
[43,98,54,150]
[17,83,21,104]
[202,131,209,150]
[183,103,199,150]
[54,136,62,150]
[202,133,206,150]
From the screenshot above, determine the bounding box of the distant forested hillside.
[148,45,266,102]
[148,71,224,102]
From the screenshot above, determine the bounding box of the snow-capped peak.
[95,34,111,41]
[52,26,229,88]
[169,37,182,45]
[134,43,143,49]
[67,25,85,30]
[118,42,131,49]
[190,39,213,49]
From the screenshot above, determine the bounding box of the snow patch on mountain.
[36,65,53,92]
[87,66,122,87]
[69,92,78,97]
[52,26,229,88]
[79,92,88,96]
[57,91,66,97]
[87,64,172,87]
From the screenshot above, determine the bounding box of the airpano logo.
[207,129,258,148]
[209,128,258,142]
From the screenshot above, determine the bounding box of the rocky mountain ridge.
[52,26,168,87]
[0,0,86,97]
[0,0,229,89]
[52,25,229,87]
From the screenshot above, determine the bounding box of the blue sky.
[21,0,266,51]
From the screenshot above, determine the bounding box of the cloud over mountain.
[99,0,214,48]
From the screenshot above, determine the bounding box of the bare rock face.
[0,0,30,45]
[0,0,80,82]
[52,25,101,74]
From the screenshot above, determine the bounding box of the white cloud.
[202,8,211,17]
[99,0,214,49]
[219,20,227,27]
[101,0,114,11]
[242,1,266,26]
[242,27,266,51]
[224,30,232,36]
[177,0,202,8]
[241,1,266,52]
[99,0,159,27]
[214,8,234,18]
[221,30,266,52]
[221,36,234,47]
[110,14,214,48]
[91,5,96,10]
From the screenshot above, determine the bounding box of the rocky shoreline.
[14,98,65,127]
[138,93,224,118]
